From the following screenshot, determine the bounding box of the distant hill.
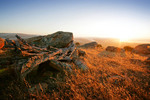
[0,33,38,40]
[74,37,141,48]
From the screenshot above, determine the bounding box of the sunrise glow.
[0,0,150,42]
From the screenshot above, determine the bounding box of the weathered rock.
[26,36,43,46]
[26,31,73,48]
[75,42,80,46]
[0,57,14,68]
[72,58,88,71]
[79,42,98,48]
[29,83,48,93]
[47,46,58,51]
[37,60,72,75]
[134,44,150,55]
[71,49,79,59]
[0,38,4,49]
[106,46,124,53]
[1,32,89,81]
[78,49,86,56]
[4,39,16,48]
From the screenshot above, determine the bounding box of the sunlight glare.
[119,37,129,42]
[70,15,149,40]
[115,33,131,42]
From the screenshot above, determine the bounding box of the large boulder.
[134,44,150,55]
[26,31,73,48]
[79,42,99,48]
[106,46,124,53]
[0,38,4,49]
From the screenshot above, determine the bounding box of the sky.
[0,0,150,41]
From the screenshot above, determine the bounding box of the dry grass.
[1,48,150,100]
[41,48,149,100]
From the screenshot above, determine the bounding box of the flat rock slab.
[79,42,98,48]
[26,31,73,48]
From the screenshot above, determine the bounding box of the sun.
[116,35,130,42]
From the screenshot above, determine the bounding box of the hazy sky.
[0,0,150,40]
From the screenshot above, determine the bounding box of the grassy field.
[1,48,150,100]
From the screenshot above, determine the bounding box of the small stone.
[78,49,86,56]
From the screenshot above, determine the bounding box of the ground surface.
[0,47,150,100]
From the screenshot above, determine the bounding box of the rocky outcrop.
[2,32,88,79]
[0,32,90,95]
[26,31,73,48]
[106,46,124,53]
[134,44,150,55]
